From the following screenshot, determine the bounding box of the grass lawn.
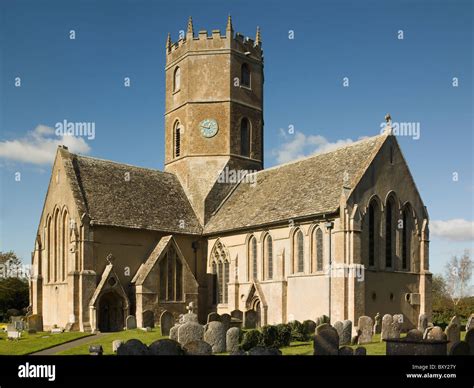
[0,331,91,355]
[58,328,165,355]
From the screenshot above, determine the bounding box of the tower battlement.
[166,16,262,65]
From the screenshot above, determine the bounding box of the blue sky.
[0,0,472,279]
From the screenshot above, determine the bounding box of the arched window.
[264,234,273,280]
[53,209,60,282]
[368,202,376,267]
[240,118,250,157]
[211,262,217,305]
[295,229,304,273]
[385,197,396,268]
[173,66,181,92]
[224,261,229,303]
[241,63,250,87]
[248,236,257,280]
[46,217,52,283]
[159,246,183,301]
[211,241,230,305]
[218,261,223,303]
[402,206,411,270]
[315,228,324,272]
[174,121,181,158]
[61,211,68,281]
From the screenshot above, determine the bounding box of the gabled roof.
[204,133,388,234]
[60,149,202,235]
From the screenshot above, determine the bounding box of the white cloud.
[272,131,362,164]
[431,219,474,241]
[0,125,91,165]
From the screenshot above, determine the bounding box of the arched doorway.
[98,291,124,332]
[251,298,262,328]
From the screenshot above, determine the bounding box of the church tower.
[164,16,264,224]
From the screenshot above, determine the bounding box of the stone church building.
[30,17,431,332]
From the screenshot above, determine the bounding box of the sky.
[0,0,472,280]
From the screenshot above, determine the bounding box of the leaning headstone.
[226,327,240,353]
[125,315,137,330]
[354,346,367,356]
[159,310,174,336]
[220,314,231,332]
[170,325,180,341]
[177,322,204,346]
[418,313,428,333]
[112,340,123,353]
[341,320,352,346]
[27,314,43,332]
[466,314,474,331]
[424,326,447,341]
[248,346,282,355]
[142,310,155,328]
[313,326,339,355]
[207,312,221,323]
[204,321,226,353]
[338,346,353,356]
[464,329,474,355]
[333,321,343,344]
[373,313,382,334]
[381,314,393,341]
[445,323,460,354]
[357,316,373,344]
[116,339,149,356]
[389,314,403,339]
[149,339,184,355]
[448,341,470,356]
[449,315,461,326]
[183,340,212,355]
[243,310,257,329]
[230,309,243,321]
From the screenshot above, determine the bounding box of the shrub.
[275,324,292,347]
[261,325,279,348]
[289,320,308,342]
[240,329,263,351]
[302,320,316,338]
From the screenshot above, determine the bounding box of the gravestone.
[304,320,317,335]
[248,346,282,355]
[149,339,184,355]
[142,310,155,328]
[28,314,43,331]
[243,310,257,329]
[381,314,392,341]
[230,309,243,321]
[170,325,180,341]
[466,314,474,331]
[464,329,474,355]
[204,321,226,353]
[177,322,204,346]
[313,326,339,355]
[418,313,428,333]
[373,312,382,334]
[424,326,447,341]
[333,321,343,344]
[116,339,149,355]
[220,314,231,332]
[448,341,469,356]
[159,310,174,336]
[315,315,330,326]
[445,323,460,354]
[357,316,373,344]
[449,315,460,326]
[183,340,212,355]
[338,346,353,356]
[207,312,221,323]
[315,323,332,335]
[112,340,123,353]
[226,327,240,353]
[390,314,403,339]
[182,312,198,323]
[341,320,352,346]
[406,329,423,341]
[125,315,137,330]
[354,346,367,356]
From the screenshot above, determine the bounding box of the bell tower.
[164,16,264,224]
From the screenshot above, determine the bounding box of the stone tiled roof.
[62,150,202,234]
[204,134,388,234]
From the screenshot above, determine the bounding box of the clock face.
[199,118,218,138]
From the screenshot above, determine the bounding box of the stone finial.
[226,14,233,36]
[106,253,115,264]
[255,26,261,46]
[385,113,392,123]
[186,301,195,314]
[384,113,393,135]
[187,16,194,37]
[166,33,171,51]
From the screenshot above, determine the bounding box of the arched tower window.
[264,234,273,280]
[315,228,324,272]
[174,121,181,158]
[385,196,396,268]
[294,229,304,273]
[248,236,257,281]
[173,66,181,92]
[240,118,250,157]
[241,63,250,87]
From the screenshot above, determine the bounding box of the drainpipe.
[325,221,334,323]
